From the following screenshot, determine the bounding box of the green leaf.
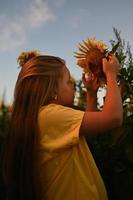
[111,41,120,54]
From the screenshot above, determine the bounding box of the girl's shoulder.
[39,103,74,113]
[40,103,63,110]
[39,103,84,123]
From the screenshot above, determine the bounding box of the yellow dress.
[38,104,108,200]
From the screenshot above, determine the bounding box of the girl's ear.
[51,89,58,101]
[53,94,58,100]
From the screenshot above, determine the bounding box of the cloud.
[0,16,26,51]
[0,0,56,51]
[27,0,55,28]
[54,0,66,7]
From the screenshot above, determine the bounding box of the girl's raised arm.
[79,55,123,136]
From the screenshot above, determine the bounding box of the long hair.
[2,54,65,200]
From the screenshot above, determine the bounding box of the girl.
[2,52,123,200]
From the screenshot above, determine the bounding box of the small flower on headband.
[74,37,119,86]
[17,50,41,68]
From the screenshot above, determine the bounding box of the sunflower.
[74,38,109,86]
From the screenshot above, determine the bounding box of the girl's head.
[3,51,75,200]
[15,51,75,109]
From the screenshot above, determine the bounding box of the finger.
[94,76,98,84]
[94,78,99,88]
[82,73,86,82]
[90,73,94,80]
[82,73,85,79]
[83,73,91,82]
[102,57,108,65]
[91,74,98,83]
[82,73,88,85]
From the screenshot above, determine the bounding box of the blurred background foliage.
[0,28,133,199]
[75,28,133,200]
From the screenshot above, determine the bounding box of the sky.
[0,0,133,104]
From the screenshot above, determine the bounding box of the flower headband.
[74,37,119,86]
[17,50,41,68]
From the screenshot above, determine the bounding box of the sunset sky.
[0,0,133,104]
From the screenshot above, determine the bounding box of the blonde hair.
[3,51,65,200]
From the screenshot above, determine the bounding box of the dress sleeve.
[38,104,84,153]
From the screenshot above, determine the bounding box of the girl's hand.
[103,54,120,77]
[82,73,99,95]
